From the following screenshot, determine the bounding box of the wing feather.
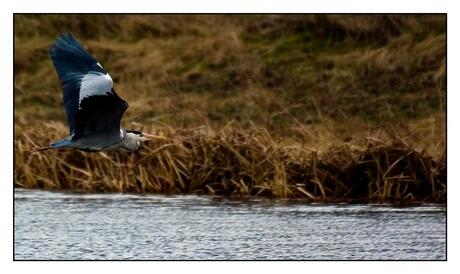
[50,33,128,138]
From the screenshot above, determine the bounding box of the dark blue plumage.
[47,33,133,152]
[50,33,128,136]
[50,33,115,132]
[30,33,157,153]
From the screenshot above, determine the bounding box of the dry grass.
[14,15,447,203]
[15,123,446,203]
[14,15,446,140]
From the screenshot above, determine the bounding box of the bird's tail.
[50,137,72,148]
[29,137,72,153]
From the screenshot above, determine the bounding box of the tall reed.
[14,123,446,204]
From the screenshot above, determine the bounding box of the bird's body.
[51,129,141,152]
[33,33,154,153]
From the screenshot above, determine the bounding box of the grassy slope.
[13,15,447,201]
[14,15,446,155]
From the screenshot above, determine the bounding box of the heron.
[32,33,159,153]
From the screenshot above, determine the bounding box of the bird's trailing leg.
[29,146,54,153]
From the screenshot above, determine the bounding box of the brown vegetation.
[15,123,446,203]
[14,15,446,203]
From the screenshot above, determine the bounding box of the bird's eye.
[127,130,142,136]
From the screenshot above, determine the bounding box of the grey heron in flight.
[33,33,157,152]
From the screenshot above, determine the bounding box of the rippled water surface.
[14,188,446,260]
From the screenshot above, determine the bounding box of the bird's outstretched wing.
[50,33,128,139]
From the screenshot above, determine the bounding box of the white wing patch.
[79,72,113,106]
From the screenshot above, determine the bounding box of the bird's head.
[120,129,166,152]
[125,130,164,142]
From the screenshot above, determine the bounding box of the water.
[14,188,446,260]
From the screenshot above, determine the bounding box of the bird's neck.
[122,131,140,151]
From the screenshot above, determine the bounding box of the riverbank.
[14,15,446,149]
[14,15,446,204]
[15,123,446,204]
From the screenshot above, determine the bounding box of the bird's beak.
[139,132,167,141]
